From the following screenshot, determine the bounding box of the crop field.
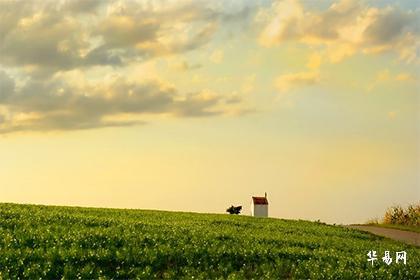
[0,203,419,279]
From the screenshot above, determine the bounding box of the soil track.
[348,225,420,247]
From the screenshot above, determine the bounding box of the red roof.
[252,196,268,205]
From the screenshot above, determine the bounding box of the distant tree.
[226,205,242,214]
[383,204,419,226]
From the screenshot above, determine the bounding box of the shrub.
[382,203,419,226]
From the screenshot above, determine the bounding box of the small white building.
[251,192,268,217]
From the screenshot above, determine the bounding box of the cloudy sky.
[0,0,418,223]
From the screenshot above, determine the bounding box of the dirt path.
[348,225,420,247]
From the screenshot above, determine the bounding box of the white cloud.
[0,0,249,74]
[258,0,420,63]
[275,71,320,92]
[0,0,256,133]
[0,71,245,134]
[258,0,304,47]
[366,68,417,92]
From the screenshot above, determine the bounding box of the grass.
[1,203,419,279]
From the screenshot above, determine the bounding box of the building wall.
[251,203,268,217]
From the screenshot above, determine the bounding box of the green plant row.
[0,203,419,279]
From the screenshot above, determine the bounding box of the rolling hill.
[0,203,419,279]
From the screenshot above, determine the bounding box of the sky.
[0,0,419,224]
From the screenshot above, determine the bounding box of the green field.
[0,203,419,279]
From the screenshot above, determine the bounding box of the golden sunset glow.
[0,0,418,224]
